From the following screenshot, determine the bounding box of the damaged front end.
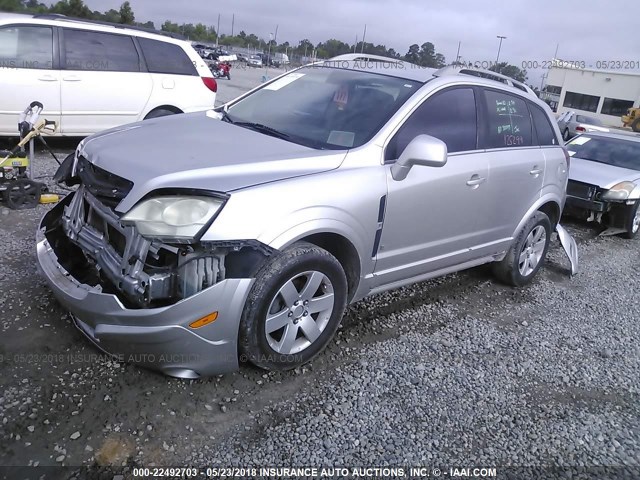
[45,158,273,308]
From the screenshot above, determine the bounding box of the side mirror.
[390,134,448,181]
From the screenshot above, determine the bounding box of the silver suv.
[38,55,572,378]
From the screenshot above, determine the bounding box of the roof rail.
[328,53,403,64]
[433,65,536,97]
[31,14,185,40]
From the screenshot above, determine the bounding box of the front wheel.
[239,242,348,371]
[493,211,551,287]
[622,201,640,239]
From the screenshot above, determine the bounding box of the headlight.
[601,181,636,201]
[122,196,225,240]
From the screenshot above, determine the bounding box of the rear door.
[0,24,60,136]
[479,88,545,241]
[59,28,152,135]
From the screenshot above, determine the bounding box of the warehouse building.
[540,59,640,127]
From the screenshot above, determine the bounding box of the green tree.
[489,62,527,83]
[118,1,134,24]
[0,0,24,12]
[50,0,92,18]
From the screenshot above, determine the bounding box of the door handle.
[38,75,57,82]
[466,175,486,188]
[529,167,543,176]
[63,76,81,82]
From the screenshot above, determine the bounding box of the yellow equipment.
[622,107,640,132]
[0,101,57,210]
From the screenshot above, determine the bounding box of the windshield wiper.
[216,105,233,124]
[234,122,290,140]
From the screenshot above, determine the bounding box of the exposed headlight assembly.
[122,195,225,241]
[601,181,636,201]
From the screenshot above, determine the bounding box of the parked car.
[557,111,609,141]
[247,55,262,67]
[564,132,640,238]
[39,55,572,378]
[0,13,217,136]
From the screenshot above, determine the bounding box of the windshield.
[225,66,422,149]
[567,135,640,171]
[575,115,603,126]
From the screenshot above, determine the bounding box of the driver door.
[373,87,497,287]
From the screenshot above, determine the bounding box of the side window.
[385,87,477,160]
[482,90,533,149]
[138,38,197,76]
[63,29,139,72]
[529,104,558,146]
[0,25,53,70]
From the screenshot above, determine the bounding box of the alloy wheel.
[265,271,335,355]
[518,225,547,276]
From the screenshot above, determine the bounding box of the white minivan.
[0,13,217,136]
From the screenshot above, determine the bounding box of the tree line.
[0,0,529,81]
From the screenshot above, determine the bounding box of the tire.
[492,211,551,287]
[622,201,640,239]
[239,242,348,371]
[3,178,41,210]
[144,108,176,120]
[226,73,231,80]
[563,128,571,141]
[632,119,640,133]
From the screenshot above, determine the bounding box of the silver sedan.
[564,132,640,238]
[558,111,609,141]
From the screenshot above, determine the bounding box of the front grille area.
[60,186,224,308]
[567,180,597,200]
[76,156,134,208]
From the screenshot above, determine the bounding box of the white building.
[540,59,640,126]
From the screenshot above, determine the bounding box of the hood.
[568,156,640,189]
[80,111,346,212]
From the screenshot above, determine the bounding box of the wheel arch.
[143,105,183,119]
[538,200,561,228]
[297,232,361,302]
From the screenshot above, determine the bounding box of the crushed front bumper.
[36,211,253,379]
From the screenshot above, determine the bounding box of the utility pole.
[495,35,506,64]
[216,14,221,47]
[354,35,357,53]
[455,41,461,65]
[361,24,367,54]
[231,14,234,37]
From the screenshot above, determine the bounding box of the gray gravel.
[0,75,638,473]
[202,237,640,469]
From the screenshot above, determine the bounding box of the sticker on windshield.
[327,130,355,148]
[567,150,576,156]
[569,137,591,146]
[263,73,305,91]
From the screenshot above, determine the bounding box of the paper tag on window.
[333,86,349,110]
[569,137,591,145]
[567,150,576,156]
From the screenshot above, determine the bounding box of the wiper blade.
[234,122,290,140]
[215,106,233,124]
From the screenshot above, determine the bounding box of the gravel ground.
[0,68,638,476]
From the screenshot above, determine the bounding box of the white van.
[0,13,217,136]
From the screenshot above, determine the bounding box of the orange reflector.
[189,312,218,329]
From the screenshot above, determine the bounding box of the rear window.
[529,104,558,146]
[482,89,533,148]
[0,25,53,70]
[63,29,140,72]
[138,38,197,76]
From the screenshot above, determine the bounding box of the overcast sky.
[83,0,640,85]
